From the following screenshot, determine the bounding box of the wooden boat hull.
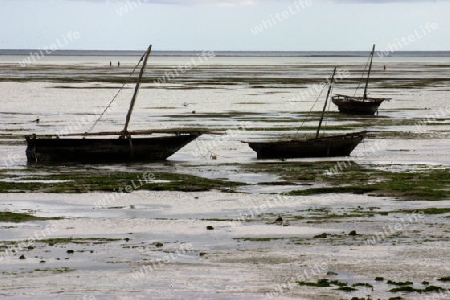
[332,95,388,115]
[247,131,367,159]
[25,134,201,163]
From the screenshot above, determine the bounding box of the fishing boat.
[25,45,206,163]
[245,68,367,159]
[331,44,391,115]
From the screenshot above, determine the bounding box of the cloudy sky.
[1,0,449,51]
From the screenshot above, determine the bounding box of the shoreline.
[2,49,450,57]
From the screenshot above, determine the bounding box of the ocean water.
[2,49,450,57]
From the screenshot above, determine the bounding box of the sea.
[2,49,450,57]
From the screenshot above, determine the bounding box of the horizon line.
[2,49,450,52]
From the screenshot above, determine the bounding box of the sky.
[0,0,449,51]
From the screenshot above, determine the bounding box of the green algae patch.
[438,276,450,282]
[297,278,331,287]
[0,170,244,193]
[395,208,450,215]
[389,285,446,293]
[245,162,450,201]
[39,237,121,245]
[287,186,377,196]
[297,278,360,291]
[234,237,286,242]
[0,211,61,223]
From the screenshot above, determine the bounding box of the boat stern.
[25,134,38,162]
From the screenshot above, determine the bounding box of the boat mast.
[121,44,152,138]
[316,67,336,139]
[363,44,376,100]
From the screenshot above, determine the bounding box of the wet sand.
[1,192,449,299]
[0,55,449,299]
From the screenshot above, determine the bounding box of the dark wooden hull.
[332,95,389,115]
[25,134,201,163]
[247,131,367,159]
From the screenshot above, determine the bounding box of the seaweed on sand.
[0,211,61,222]
[0,170,244,193]
[244,162,450,200]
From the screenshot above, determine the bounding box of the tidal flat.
[0,55,449,299]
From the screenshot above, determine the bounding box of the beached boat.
[25,45,205,163]
[245,68,367,159]
[331,44,391,115]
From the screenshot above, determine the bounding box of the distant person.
[110,61,112,67]
[118,61,120,67]
[384,65,386,71]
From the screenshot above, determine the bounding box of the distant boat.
[26,45,205,163]
[331,44,391,115]
[245,68,367,159]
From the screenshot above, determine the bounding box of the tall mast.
[363,44,376,100]
[316,67,336,139]
[121,44,152,137]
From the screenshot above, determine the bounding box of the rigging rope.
[353,54,372,97]
[85,52,146,134]
[294,82,328,139]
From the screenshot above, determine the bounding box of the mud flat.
[0,55,449,299]
[1,192,450,299]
